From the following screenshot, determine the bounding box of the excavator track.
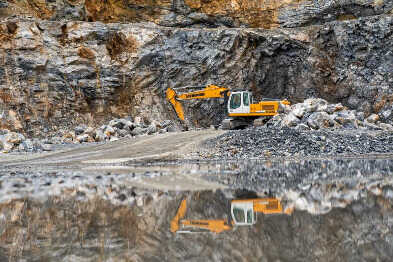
[221,117,260,130]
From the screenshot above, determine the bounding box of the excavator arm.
[180,219,232,234]
[166,85,230,121]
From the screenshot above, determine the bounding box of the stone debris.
[202,126,393,159]
[0,117,176,153]
[267,98,393,131]
[0,170,166,205]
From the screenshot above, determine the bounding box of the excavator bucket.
[166,88,185,121]
[170,199,187,233]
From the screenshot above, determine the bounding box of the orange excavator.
[166,85,290,129]
[171,197,292,234]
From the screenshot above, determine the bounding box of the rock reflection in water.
[0,157,392,261]
[0,185,392,261]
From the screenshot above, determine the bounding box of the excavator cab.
[228,91,251,115]
[230,198,285,226]
[231,201,256,226]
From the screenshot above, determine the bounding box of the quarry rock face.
[1,0,392,28]
[0,1,392,134]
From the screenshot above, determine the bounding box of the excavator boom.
[176,85,229,100]
[166,85,229,121]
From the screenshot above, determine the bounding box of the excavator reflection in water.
[171,197,293,234]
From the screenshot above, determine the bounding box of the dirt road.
[0,129,224,168]
[0,129,227,192]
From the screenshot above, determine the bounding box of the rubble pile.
[0,117,176,153]
[65,117,176,144]
[263,98,393,131]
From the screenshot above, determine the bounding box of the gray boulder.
[266,114,284,127]
[120,119,134,130]
[4,132,24,145]
[294,123,310,131]
[379,123,393,131]
[356,111,365,121]
[160,120,173,129]
[303,98,328,113]
[361,122,382,130]
[76,134,90,143]
[109,119,125,129]
[41,144,52,151]
[94,130,107,142]
[147,124,157,135]
[84,127,95,136]
[74,125,87,135]
[167,125,178,133]
[380,109,392,121]
[159,128,168,134]
[117,129,129,137]
[325,103,345,114]
[332,110,358,128]
[366,114,380,123]
[291,104,306,118]
[277,103,291,114]
[104,126,115,135]
[282,113,300,127]
[131,127,146,136]
[306,112,334,130]
[21,139,34,152]
[0,136,13,152]
[109,136,119,142]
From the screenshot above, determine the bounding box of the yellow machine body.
[228,100,291,117]
[231,198,285,214]
[166,85,290,122]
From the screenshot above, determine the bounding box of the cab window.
[243,92,249,106]
[247,209,253,224]
[230,94,241,109]
[233,207,245,223]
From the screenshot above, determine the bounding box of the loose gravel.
[201,127,393,159]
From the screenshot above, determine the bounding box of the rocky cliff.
[0,1,392,135]
[1,0,392,28]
